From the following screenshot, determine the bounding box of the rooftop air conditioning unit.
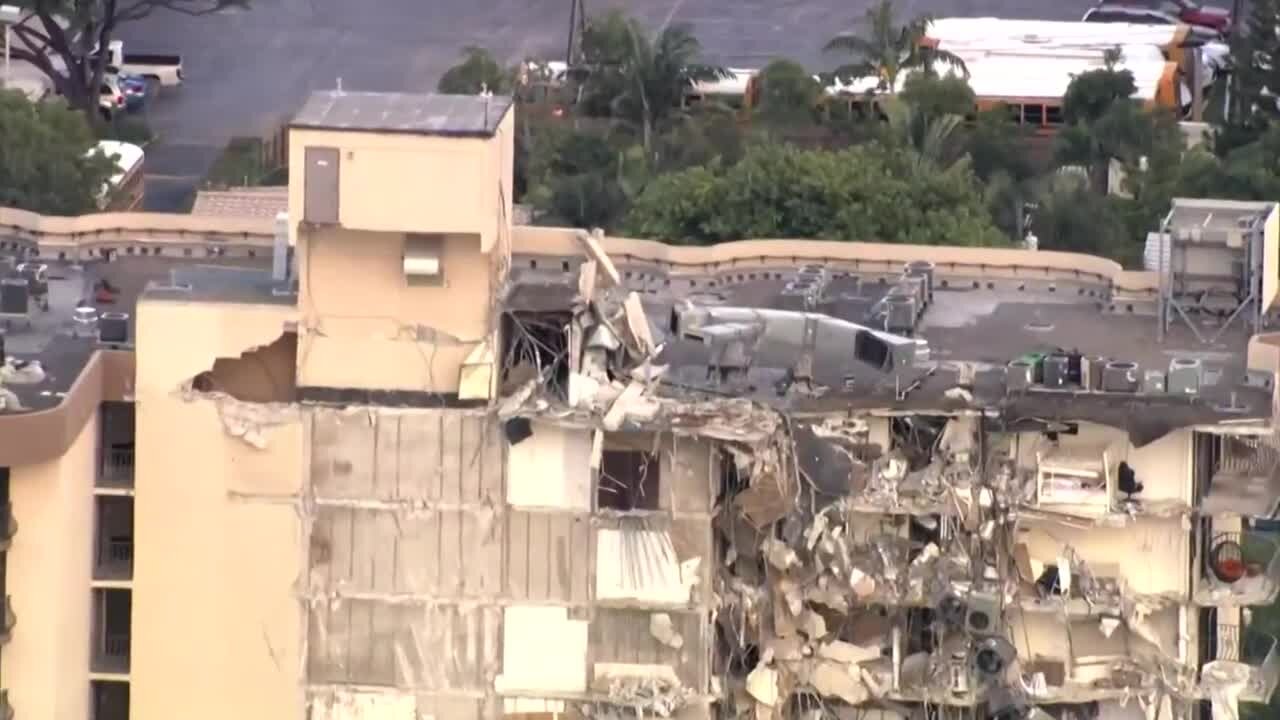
[964,591,1002,637]
[1142,369,1166,394]
[1006,360,1034,392]
[905,260,935,303]
[1102,361,1141,392]
[0,278,28,316]
[1042,352,1071,389]
[1168,357,1202,396]
[98,312,129,344]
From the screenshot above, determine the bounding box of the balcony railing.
[98,445,134,489]
[1197,531,1280,606]
[0,595,15,646]
[1218,623,1242,662]
[0,503,15,552]
[94,537,133,581]
[92,633,130,674]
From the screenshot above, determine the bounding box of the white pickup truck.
[93,40,183,88]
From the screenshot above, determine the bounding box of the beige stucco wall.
[288,115,515,395]
[5,409,97,720]
[287,112,514,253]
[295,227,494,393]
[131,298,304,720]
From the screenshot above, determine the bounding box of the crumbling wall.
[305,408,505,720]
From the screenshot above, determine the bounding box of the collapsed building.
[0,92,1277,720]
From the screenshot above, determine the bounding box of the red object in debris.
[95,287,117,304]
[1211,540,1247,583]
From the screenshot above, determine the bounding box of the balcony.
[93,496,133,581]
[0,503,15,552]
[0,595,14,646]
[90,588,131,675]
[1195,531,1280,606]
[94,539,133,581]
[1204,628,1280,704]
[97,444,133,490]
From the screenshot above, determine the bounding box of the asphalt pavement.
[120,0,1098,207]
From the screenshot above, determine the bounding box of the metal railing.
[92,633,130,674]
[0,595,14,645]
[94,537,133,580]
[0,503,16,552]
[1218,623,1241,661]
[98,446,134,489]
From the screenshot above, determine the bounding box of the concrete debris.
[649,613,684,649]
[818,640,881,665]
[1,358,45,385]
[495,274,1230,718]
[213,397,299,449]
[808,660,870,705]
[797,609,827,640]
[745,665,780,707]
[575,228,621,287]
[622,291,656,356]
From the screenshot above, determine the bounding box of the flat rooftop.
[290,91,513,137]
[0,252,288,414]
[506,260,1273,444]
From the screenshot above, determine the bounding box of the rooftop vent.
[883,296,916,336]
[1102,361,1141,393]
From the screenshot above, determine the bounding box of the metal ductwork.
[669,302,924,374]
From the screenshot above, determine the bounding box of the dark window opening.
[1023,104,1045,126]
[598,449,661,511]
[92,680,130,720]
[1046,105,1064,125]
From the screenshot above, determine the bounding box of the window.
[1046,105,1064,125]
[1023,104,1044,126]
[598,450,661,511]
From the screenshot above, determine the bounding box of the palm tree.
[824,0,967,92]
[579,12,729,154]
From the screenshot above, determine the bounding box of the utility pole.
[565,0,586,67]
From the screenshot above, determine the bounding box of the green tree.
[574,10,728,154]
[0,90,114,215]
[1029,172,1135,261]
[623,142,1005,246]
[753,58,821,127]
[823,0,966,91]
[6,0,245,122]
[437,46,512,95]
[522,124,631,228]
[1055,53,1155,194]
[1224,0,1280,143]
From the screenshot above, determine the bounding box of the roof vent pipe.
[273,212,290,282]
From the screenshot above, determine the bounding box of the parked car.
[116,72,149,111]
[1084,0,1231,34]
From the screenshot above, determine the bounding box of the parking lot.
[118,0,1097,206]
[122,0,1098,142]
